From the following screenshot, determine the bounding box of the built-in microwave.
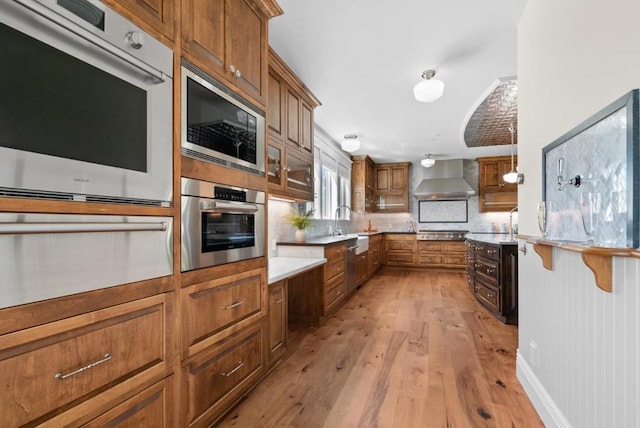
[0,0,173,206]
[181,59,266,176]
[181,177,265,272]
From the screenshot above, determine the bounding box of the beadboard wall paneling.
[517,241,639,427]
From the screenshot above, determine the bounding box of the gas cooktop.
[416,230,469,241]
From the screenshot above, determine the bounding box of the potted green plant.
[284,208,315,242]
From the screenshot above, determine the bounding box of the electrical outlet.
[529,339,539,368]
[271,239,277,252]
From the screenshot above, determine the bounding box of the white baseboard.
[516,350,572,428]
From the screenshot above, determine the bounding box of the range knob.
[126,31,144,49]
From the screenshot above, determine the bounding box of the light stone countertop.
[466,233,517,245]
[268,257,327,284]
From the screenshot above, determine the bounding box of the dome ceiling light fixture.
[421,153,436,168]
[413,69,445,102]
[341,134,360,152]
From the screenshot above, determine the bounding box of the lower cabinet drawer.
[83,376,175,427]
[443,255,466,266]
[183,323,266,428]
[182,268,266,357]
[325,257,345,280]
[475,281,499,312]
[324,273,345,312]
[419,254,442,265]
[386,253,415,264]
[0,294,171,427]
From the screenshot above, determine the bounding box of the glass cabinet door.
[267,144,283,188]
[286,151,313,197]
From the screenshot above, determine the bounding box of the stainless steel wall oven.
[0,0,173,206]
[181,177,265,271]
[181,59,266,176]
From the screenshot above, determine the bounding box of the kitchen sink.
[346,234,369,254]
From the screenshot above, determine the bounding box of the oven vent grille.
[0,187,173,207]
[181,147,264,177]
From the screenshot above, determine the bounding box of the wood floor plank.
[216,268,543,427]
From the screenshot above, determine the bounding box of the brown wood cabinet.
[181,0,282,108]
[181,268,267,359]
[0,294,173,427]
[268,279,287,365]
[384,234,417,266]
[351,155,376,213]
[417,240,467,269]
[182,322,266,427]
[374,162,411,212]
[355,252,369,286]
[267,48,320,201]
[477,156,518,212]
[367,234,383,275]
[465,238,518,324]
[105,0,176,41]
[82,376,176,427]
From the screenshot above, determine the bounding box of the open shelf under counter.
[518,235,640,293]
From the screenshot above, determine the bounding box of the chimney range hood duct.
[413,159,476,199]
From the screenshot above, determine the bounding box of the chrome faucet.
[333,204,352,236]
[509,207,518,241]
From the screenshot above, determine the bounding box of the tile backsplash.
[544,104,632,247]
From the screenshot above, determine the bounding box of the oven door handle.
[14,0,167,83]
[199,201,260,213]
[0,222,167,235]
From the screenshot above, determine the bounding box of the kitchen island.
[465,233,518,324]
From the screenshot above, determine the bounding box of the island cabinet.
[181,0,283,108]
[384,234,417,266]
[465,237,518,324]
[417,240,467,269]
[287,242,347,325]
[351,155,376,213]
[477,155,518,212]
[0,293,176,427]
[374,162,411,212]
[267,48,321,201]
[106,0,176,41]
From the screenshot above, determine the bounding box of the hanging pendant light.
[413,70,445,102]
[421,154,436,168]
[502,122,522,184]
[341,134,360,152]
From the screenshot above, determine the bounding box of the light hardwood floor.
[217,268,543,427]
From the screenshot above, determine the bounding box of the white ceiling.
[269,0,527,164]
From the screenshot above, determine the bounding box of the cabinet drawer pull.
[221,361,244,377]
[487,249,497,254]
[222,300,245,310]
[274,298,283,304]
[54,353,112,380]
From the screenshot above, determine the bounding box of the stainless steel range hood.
[413,159,476,199]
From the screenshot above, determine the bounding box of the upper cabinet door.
[226,0,267,103]
[181,0,268,107]
[107,0,176,41]
[267,69,285,142]
[300,101,313,155]
[286,88,301,148]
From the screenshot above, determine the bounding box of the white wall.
[517,1,640,426]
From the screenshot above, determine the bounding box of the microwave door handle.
[199,201,259,213]
[14,0,167,83]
